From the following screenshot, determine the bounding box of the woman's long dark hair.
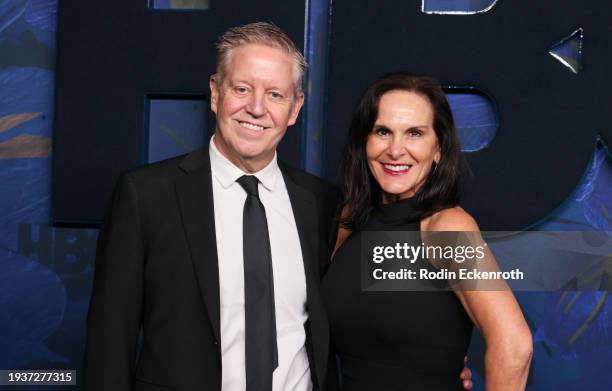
[339,72,464,229]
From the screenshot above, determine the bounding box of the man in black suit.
[84,22,337,391]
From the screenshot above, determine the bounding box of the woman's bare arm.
[423,208,532,391]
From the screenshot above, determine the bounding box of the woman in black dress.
[321,73,532,390]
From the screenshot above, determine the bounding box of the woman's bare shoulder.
[422,206,480,232]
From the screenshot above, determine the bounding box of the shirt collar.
[209,134,279,192]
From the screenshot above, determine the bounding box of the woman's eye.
[375,127,390,136]
[408,128,422,137]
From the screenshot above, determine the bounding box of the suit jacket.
[83,146,339,391]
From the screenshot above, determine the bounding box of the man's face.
[210,43,304,173]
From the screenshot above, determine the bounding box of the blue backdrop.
[0,1,610,390]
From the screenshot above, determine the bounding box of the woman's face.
[366,90,440,203]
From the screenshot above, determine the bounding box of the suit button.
[213,340,219,346]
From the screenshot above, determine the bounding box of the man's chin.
[235,148,275,169]
[236,145,266,159]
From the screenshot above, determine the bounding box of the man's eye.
[235,86,248,94]
[270,91,283,99]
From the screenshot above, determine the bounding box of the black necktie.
[237,175,278,391]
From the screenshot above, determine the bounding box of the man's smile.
[237,120,268,132]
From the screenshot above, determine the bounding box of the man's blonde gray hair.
[215,22,307,95]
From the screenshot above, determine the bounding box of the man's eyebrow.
[231,79,251,85]
[264,83,292,91]
[230,79,289,91]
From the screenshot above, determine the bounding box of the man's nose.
[245,91,266,117]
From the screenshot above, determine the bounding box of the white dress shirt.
[209,136,312,391]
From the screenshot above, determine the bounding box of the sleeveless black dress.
[321,199,473,390]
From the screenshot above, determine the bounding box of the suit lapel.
[280,165,328,390]
[175,149,221,342]
[282,171,318,279]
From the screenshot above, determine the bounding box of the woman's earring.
[432,160,439,175]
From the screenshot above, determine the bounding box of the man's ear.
[209,75,219,114]
[287,91,305,126]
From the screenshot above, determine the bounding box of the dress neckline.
[368,197,421,227]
